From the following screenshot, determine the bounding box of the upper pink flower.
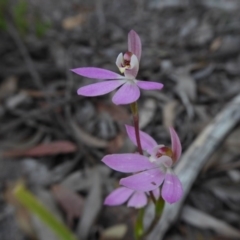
[104,186,160,209]
[102,127,183,204]
[71,30,163,105]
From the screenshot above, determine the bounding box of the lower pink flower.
[102,127,183,204]
[104,187,160,208]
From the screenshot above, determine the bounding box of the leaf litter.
[1,1,240,239]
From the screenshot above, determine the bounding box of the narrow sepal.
[169,127,182,162]
[125,125,157,154]
[71,67,123,79]
[128,30,142,62]
[102,154,155,173]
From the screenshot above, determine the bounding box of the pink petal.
[120,169,165,192]
[104,187,134,206]
[112,83,140,105]
[169,127,182,162]
[162,172,183,204]
[127,192,148,208]
[125,125,157,154]
[77,80,125,96]
[152,187,160,200]
[128,30,142,61]
[136,81,164,90]
[102,154,155,173]
[71,67,123,80]
[124,55,139,78]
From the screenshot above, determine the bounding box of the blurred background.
[0,0,240,239]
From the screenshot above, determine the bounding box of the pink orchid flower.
[102,127,183,204]
[104,186,160,209]
[71,30,163,105]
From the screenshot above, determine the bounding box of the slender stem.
[130,102,143,155]
[133,115,143,155]
[134,207,145,240]
[149,191,156,204]
[130,101,162,240]
[140,198,164,239]
[130,102,155,204]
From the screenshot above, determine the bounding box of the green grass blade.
[13,183,78,240]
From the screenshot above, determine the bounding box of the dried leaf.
[6,92,29,109]
[163,100,178,128]
[175,67,196,102]
[204,179,240,202]
[215,36,240,56]
[101,224,127,240]
[191,22,213,46]
[2,141,77,158]
[51,184,84,227]
[224,127,240,154]
[69,119,108,148]
[181,206,240,238]
[149,0,188,9]
[107,133,125,154]
[62,14,86,30]
[61,171,91,192]
[210,37,222,52]
[201,0,240,11]
[174,67,196,119]
[139,99,157,129]
[0,129,44,150]
[77,167,102,239]
[97,102,129,124]
[0,76,18,100]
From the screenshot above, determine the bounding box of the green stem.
[134,207,145,240]
[141,198,164,239]
[149,191,156,205]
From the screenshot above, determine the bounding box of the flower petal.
[124,54,139,78]
[104,187,134,206]
[169,127,182,162]
[120,169,165,192]
[125,125,157,154]
[71,67,123,80]
[136,81,164,90]
[77,80,125,96]
[161,172,183,204]
[102,154,155,173]
[127,192,147,208]
[128,30,142,62]
[112,83,140,105]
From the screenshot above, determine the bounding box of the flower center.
[155,146,173,159]
[121,51,133,69]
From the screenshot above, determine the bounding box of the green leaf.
[13,183,78,240]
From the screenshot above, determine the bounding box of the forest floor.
[0,0,240,239]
